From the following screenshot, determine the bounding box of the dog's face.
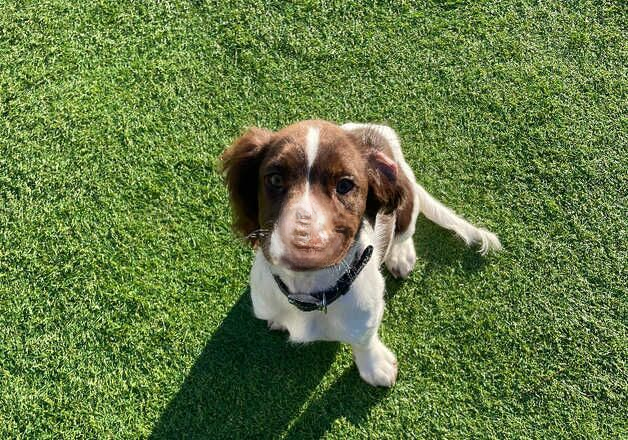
[222,120,404,271]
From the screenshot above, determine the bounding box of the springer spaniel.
[221,120,501,387]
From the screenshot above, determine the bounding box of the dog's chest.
[250,249,385,345]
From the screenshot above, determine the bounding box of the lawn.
[0,0,625,438]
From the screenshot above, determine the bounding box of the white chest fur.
[249,221,386,346]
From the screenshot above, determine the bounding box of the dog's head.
[221,120,406,271]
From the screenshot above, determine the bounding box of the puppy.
[221,120,501,387]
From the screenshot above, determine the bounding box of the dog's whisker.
[245,228,271,240]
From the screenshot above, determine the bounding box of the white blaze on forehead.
[305,126,320,172]
[269,125,328,265]
[302,126,324,229]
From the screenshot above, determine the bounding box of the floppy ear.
[220,127,272,242]
[343,124,407,216]
[366,149,406,216]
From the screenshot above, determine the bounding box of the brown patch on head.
[256,121,370,270]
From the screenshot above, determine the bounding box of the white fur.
[251,221,398,386]
[385,236,417,279]
[268,228,285,264]
[248,122,500,387]
[305,126,320,172]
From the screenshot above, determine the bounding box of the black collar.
[272,245,373,313]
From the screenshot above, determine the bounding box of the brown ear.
[366,149,406,216]
[344,124,408,216]
[220,127,272,242]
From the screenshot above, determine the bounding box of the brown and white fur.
[221,120,501,387]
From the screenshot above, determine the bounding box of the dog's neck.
[267,228,368,295]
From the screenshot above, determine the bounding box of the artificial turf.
[0,0,626,438]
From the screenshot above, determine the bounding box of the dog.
[221,120,501,387]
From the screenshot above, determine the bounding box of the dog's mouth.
[283,241,349,271]
[290,235,326,251]
[291,243,325,252]
[264,230,354,272]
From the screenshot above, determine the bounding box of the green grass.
[1,0,626,438]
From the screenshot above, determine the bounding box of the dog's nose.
[295,207,312,223]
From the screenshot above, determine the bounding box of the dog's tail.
[414,183,502,255]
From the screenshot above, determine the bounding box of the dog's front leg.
[344,260,397,387]
[352,336,398,387]
[385,236,417,279]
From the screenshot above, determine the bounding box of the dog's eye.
[266,173,284,189]
[336,178,355,195]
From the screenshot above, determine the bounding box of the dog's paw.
[267,320,287,332]
[385,238,416,279]
[353,340,398,387]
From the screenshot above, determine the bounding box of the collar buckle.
[319,294,327,314]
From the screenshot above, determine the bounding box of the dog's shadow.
[150,292,388,439]
[150,216,493,439]
[413,216,490,272]
[385,216,491,294]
